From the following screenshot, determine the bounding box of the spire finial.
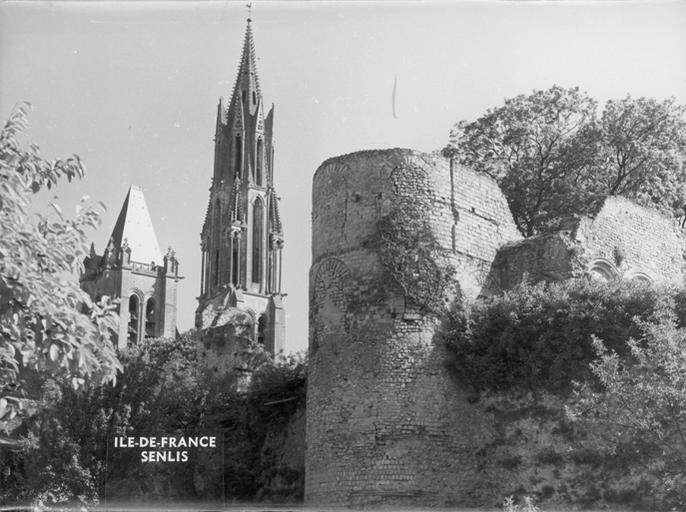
[246,3,252,23]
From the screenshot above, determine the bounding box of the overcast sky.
[1,0,685,354]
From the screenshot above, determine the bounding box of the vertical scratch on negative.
[392,74,399,119]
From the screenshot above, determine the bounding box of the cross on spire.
[246,3,252,22]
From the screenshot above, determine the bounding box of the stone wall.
[487,196,686,292]
[256,405,306,502]
[306,149,520,506]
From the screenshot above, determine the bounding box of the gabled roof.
[109,185,163,265]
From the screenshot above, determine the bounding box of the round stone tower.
[306,149,521,506]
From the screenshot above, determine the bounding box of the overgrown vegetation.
[442,279,671,394]
[444,86,686,235]
[572,313,686,508]
[0,102,120,425]
[0,333,307,507]
[444,278,686,509]
[365,168,457,316]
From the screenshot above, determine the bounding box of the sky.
[1,0,685,354]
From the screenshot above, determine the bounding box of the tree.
[572,313,686,508]
[0,102,121,427]
[444,86,686,235]
[597,96,686,222]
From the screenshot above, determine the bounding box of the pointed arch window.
[257,315,266,345]
[232,239,239,287]
[252,91,257,105]
[256,138,264,186]
[128,295,140,345]
[145,298,156,339]
[234,135,242,178]
[252,198,264,284]
[213,201,221,287]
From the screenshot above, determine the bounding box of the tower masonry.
[306,149,521,506]
[81,185,182,349]
[196,19,285,372]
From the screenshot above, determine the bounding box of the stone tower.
[306,149,521,506]
[196,18,285,359]
[81,185,182,349]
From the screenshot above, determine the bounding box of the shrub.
[442,279,673,393]
[571,313,686,509]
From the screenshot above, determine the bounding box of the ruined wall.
[487,197,686,292]
[576,196,686,283]
[196,288,284,375]
[306,149,520,506]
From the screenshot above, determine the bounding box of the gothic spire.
[229,19,261,117]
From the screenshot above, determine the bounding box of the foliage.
[0,333,307,506]
[367,200,456,317]
[444,86,686,235]
[0,102,120,425]
[598,96,686,219]
[442,279,669,393]
[571,313,686,509]
[503,495,540,512]
[0,334,204,505]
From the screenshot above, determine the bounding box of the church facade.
[195,19,286,361]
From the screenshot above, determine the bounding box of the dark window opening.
[128,295,139,345]
[256,138,264,186]
[234,135,242,177]
[241,90,246,102]
[232,242,239,286]
[257,315,266,345]
[215,250,220,286]
[145,299,156,339]
[252,91,256,105]
[252,199,264,284]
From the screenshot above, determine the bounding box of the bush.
[571,313,686,509]
[442,279,674,393]
[0,336,308,506]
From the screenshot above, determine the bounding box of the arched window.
[252,91,256,105]
[252,198,264,284]
[257,315,266,345]
[588,259,619,283]
[128,295,139,345]
[234,135,242,178]
[213,201,221,288]
[629,272,653,286]
[232,240,239,286]
[214,250,220,286]
[256,138,264,186]
[145,299,156,339]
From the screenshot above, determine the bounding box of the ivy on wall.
[365,164,458,317]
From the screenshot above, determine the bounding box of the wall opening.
[588,259,618,282]
[128,295,139,345]
[145,298,156,339]
[257,315,266,345]
[234,135,242,178]
[252,198,264,284]
[215,250,220,286]
[256,138,264,186]
[232,240,239,287]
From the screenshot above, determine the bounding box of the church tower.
[81,185,182,349]
[196,18,285,359]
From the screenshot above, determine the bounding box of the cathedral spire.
[229,18,261,117]
[198,16,285,357]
